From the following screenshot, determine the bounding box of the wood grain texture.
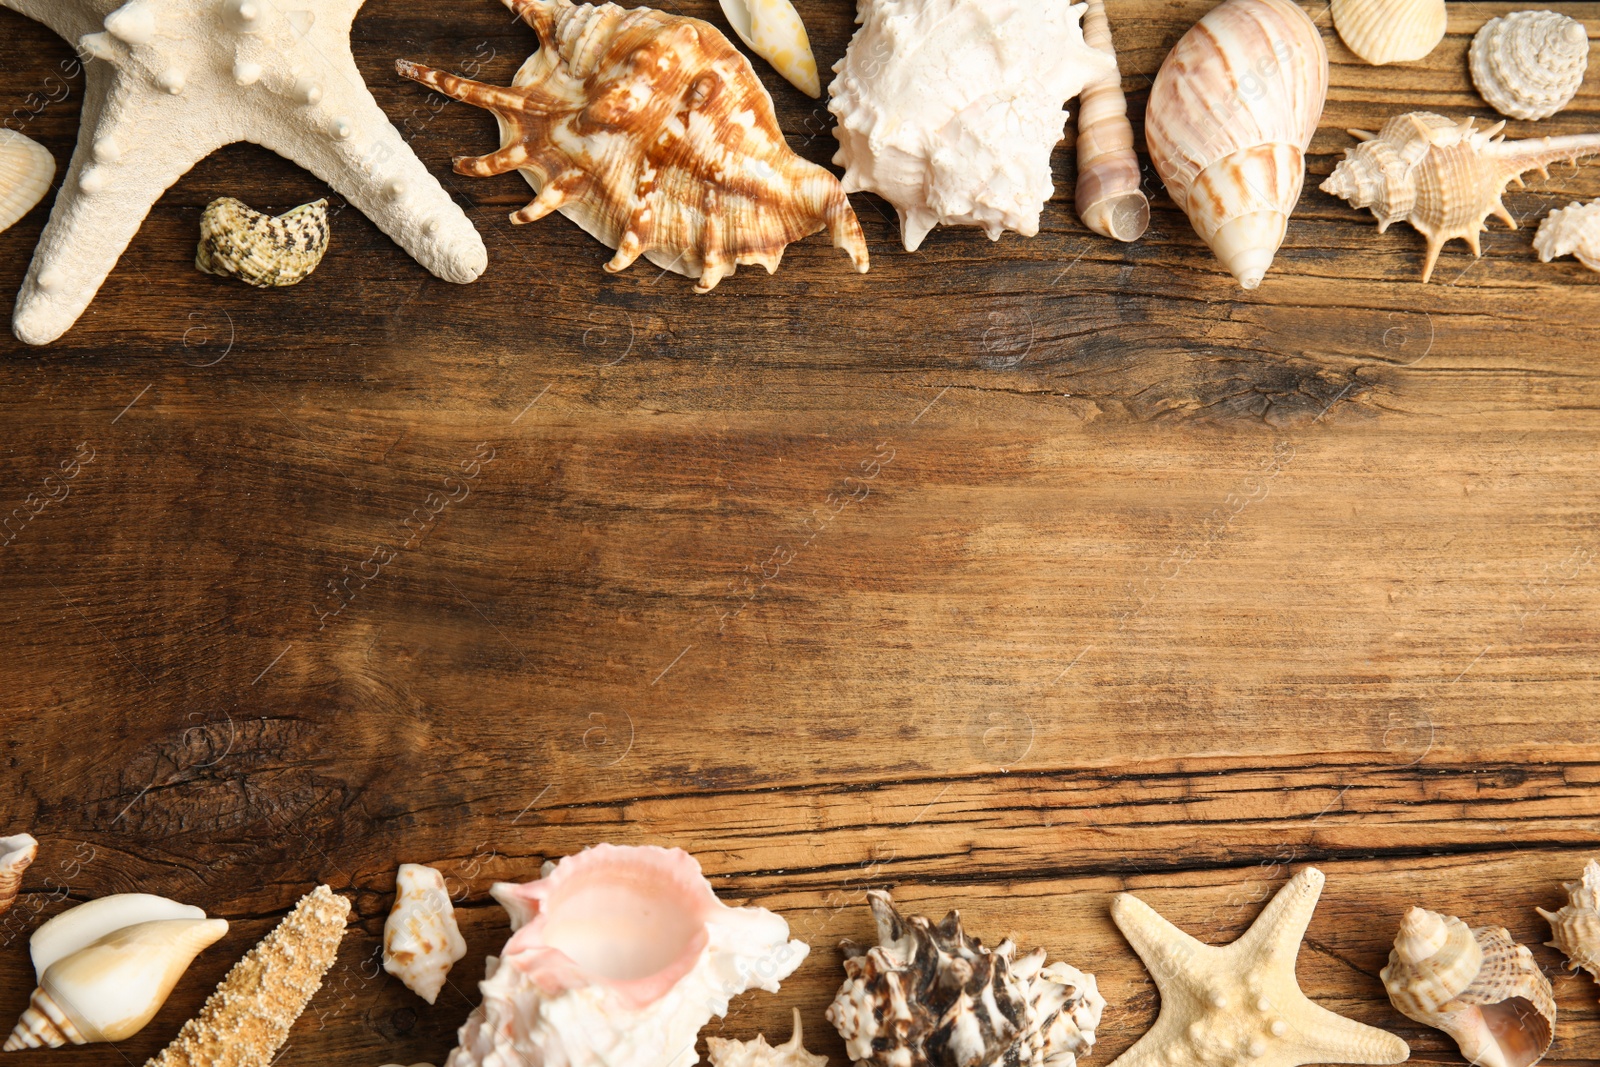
[2,1,1600,1066]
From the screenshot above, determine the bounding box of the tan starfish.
[1108,867,1409,1067]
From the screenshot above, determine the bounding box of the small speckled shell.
[1330,0,1446,65]
[196,197,330,287]
[1471,11,1590,122]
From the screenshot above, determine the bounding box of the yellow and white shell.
[1470,11,1590,122]
[383,863,467,1006]
[1537,859,1600,984]
[0,132,53,235]
[196,197,331,287]
[1330,0,1446,66]
[719,0,819,98]
[1381,907,1555,1067]
[1144,0,1329,289]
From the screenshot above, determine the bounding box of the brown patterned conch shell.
[1330,0,1446,66]
[1320,111,1600,281]
[1381,907,1555,1067]
[398,0,868,293]
[1470,11,1590,122]
[1144,0,1329,289]
[1537,859,1600,990]
[1075,0,1150,242]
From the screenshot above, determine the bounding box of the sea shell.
[0,834,37,917]
[1330,0,1447,66]
[1534,199,1600,271]
[1381,907,1555,1067]
[1145,0,1330,289]
[707,1009,829,1067]
[146,884,351,1067]
[1537,859,1600,985]
[1320,111,1600,280]
[195,197,330,288]
[384,863,468,1005]
[0,132,52,235]
[1075,0,1150,242]
[826,889,1104,1067]
[1470,12,1590,122]
[719,0,820,98]
[446,844,808,1067]
[398,0,867,293]
[827,0,1117,252]
[4,894,227,1049]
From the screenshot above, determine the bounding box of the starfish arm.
[1107,1018,1200,1067]
[1238,867,1326,970]
[1112,891,1214,993]
[1279,1001,1410,1067]
[0,0,101,47]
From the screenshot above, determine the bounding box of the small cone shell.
[1330,0,1446,66]
[1145,0,1329,289]
[0,834,36,919]
[0,132,53,236]
[719,0,820,98]
[1537,858,1600,987]
[1075,0,1150,242]
[1470,11,1591,122]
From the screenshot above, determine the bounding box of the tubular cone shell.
[719,0,820,98]
[1144,0,1329,289]
[1330,0,1447,66]
[0,834,37,918]
[1537,859,1600,983]
[0,133,52,235]
[196,197,331,288]
[1075,0,1150,241]
[1471,11,1590,122]
[1381,907,1555,1067]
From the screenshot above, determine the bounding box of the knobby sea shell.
[708,1009,829,1067]
[1381,907,1555,1067]
[720,0,820,98]
[0,834,37,918]
[1471,11,1590,122]
[828,0,1116,252]
[196,197,331,287]
[1534,199,1600,271]
[827,889,1105,1067]
[0,132,52,235]
[1076,0,1150,242]
[1321,111,1600,280]
[383,863,468,1005]
[1330,0,1446,66]
[1145,0,1330,289]
[1537,859,1600,985]
[399,0,867,293]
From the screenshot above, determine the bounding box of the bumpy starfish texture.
[1109,868,1409,1067]
[0,0,487,344]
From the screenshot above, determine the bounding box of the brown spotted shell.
[397,0,867,292]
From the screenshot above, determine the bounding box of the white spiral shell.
[1470,11,1590,122]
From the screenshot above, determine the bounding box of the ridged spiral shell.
[196,198,330,287]
[0,133,52,236]
[1075,0,1150,242]
[1381,907,1555,1067]
[1330,0,1446,66]
[1537,859,1600,983]
[1471,12,1590,122]
[0,834,36,919]
[1144,0,1329,289]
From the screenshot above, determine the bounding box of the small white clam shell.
[0,132,53,235]
[1534,199,1600,271]
[382,863,467,1005]
[1330,0,1446,65]
[720,0,820,98]
[1471,11,1590,121]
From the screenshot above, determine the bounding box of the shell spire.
[1074,0,1149,242]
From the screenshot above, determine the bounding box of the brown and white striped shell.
[398,0,867,292]
[1470,11,1591,122]
[1381,907,1555,1067]
[1075,0,1149,242]
[1537,859,1600,988]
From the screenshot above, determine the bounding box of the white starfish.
[1109,867,1410,1067]
[0,0,487,344]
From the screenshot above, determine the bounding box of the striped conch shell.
[399,0,867,293]
[1537,859,1600,989]
[1330,0,1447,66]
[1470,11,1591,122]
[1381,907,1555,1067]
[1144,0,1329,289]
[0,834,37,917]
[1075,0,1150,241]
[1321,111,1600,281]
[0,133,53,236]
[196,197,331,287]
[719,0,820,98]
[1534,199,1600,271]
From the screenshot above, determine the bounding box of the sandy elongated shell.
[1537,859,1600,982]
[1330,0,1446,65]
[1145,0,1329,289]
[826,890,1104,1067]
[708,1009,829,1067]
[196,197,330,287]
[383,864,467,1005]
[1470,12,1590,122]
[0,133,52,235]
[0,834,36,918]
[1321,111,1600,280]
[828,0,1116,252]
[399,0,867,293]
[1381,907,1555,1067]
[720,0,820,98]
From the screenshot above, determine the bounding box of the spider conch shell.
[1381,907,1555,1067]
[1330,0,1446,66]
[1320,111,1600,281]
[826,889,1105,1067]
[1537,859,1600,988]
[827,0,1117,252]
[0,834,37,917]
[1145,0,1329,289]
[383,863,468,1005]
[1075,0,1150,242]
[720,0,820,98]
[446,844,809,1067]
[4,894,228,1049]
[0,133,52,236]
[398,0,867,293]
[708,1009,829,1067]
[196,197,330,288]
[1470,11,1590,122]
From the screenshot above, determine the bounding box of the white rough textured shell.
[1381,907,1555,1067]
[1537,859,1600,981]
[383,863,468,1006]
[1471,11,1590,122]
[827,0,1116,252]
[720,0,820,98]
[1534,199,1600,270]
[708,1009,829,1067]
[1144,0,1330,289]
[0,134,52,235]
[1330,0,1446,65]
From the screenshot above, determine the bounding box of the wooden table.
[2,0,1599,1064]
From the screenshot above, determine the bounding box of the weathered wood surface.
[4,0,1600,1065]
